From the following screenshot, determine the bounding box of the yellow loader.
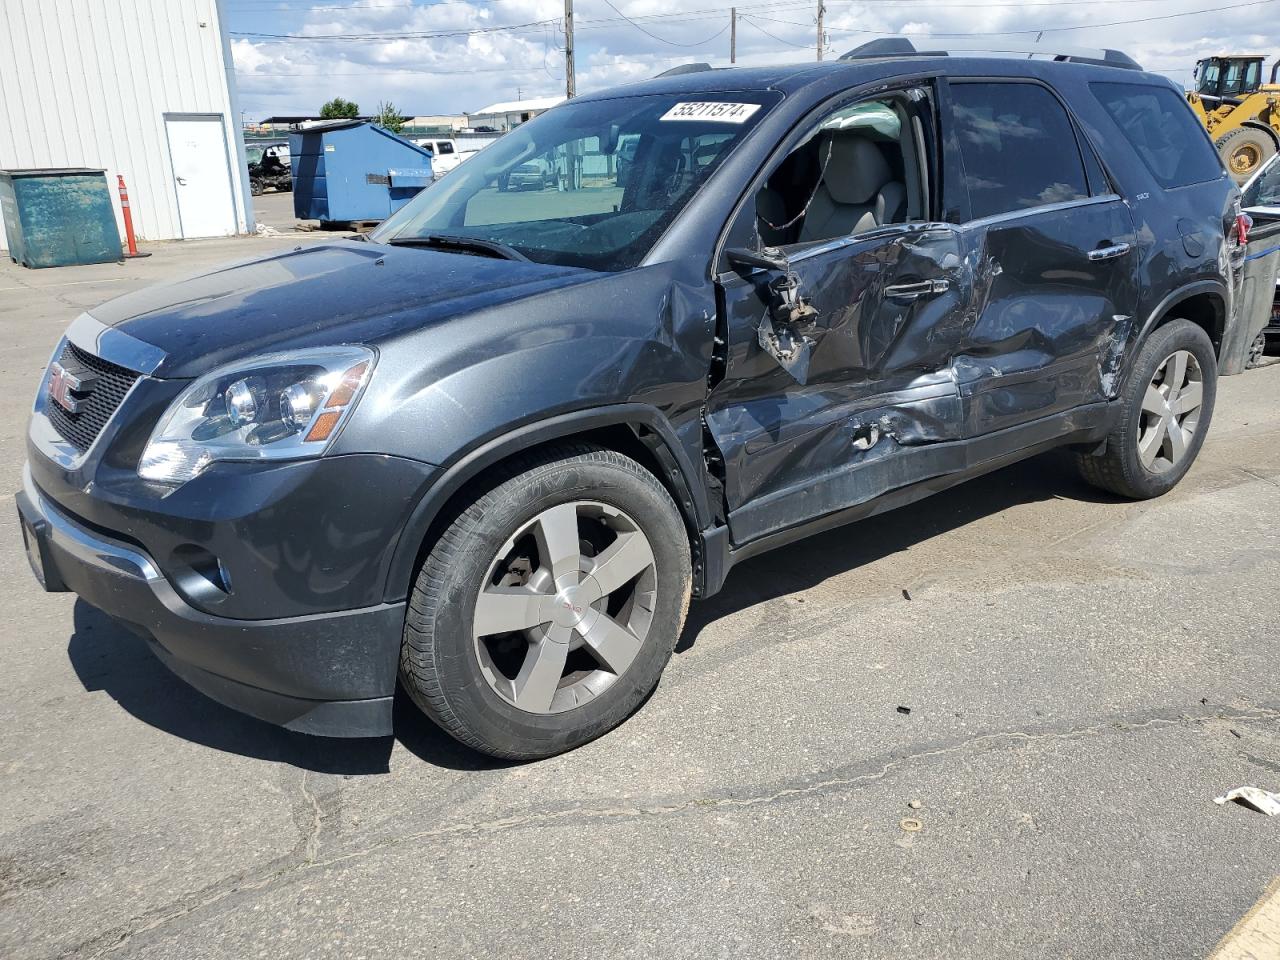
[1187,54,1280,183]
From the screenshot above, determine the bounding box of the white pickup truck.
[412,138,478,177]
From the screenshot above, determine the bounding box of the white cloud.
[227,0,1280,119]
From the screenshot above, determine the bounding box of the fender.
[382,403,713,604]
[1242,119,1280,151]
[1121,279,1228,390]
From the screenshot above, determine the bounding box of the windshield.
[371,92,777,271]
[246,146,264,165]
[1244,154,1280,208]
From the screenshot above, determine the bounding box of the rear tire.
[1075,318,1217,499]
[399,445,692,760]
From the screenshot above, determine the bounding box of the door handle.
[884,278,950,300]
[176,176,187,186]
[1087,242,1132,261]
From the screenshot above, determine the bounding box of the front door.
[705,87,973,546]
[165,115,237,239]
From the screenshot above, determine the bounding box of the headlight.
[138,346,374,484]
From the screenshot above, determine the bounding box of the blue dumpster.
[289,121,434,223]
[0,168,122,268]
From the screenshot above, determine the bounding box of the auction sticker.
[660,102,761,123]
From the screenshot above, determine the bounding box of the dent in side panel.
[707,225,973,542]
[954,199,1139,435]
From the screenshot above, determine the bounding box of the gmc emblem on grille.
[48,361,97,414]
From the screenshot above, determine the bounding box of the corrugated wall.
[0,0,251,251]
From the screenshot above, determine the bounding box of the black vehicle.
[18,43,1243,759]
[247,142,291,197]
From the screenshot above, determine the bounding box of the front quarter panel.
[333,262,716,478]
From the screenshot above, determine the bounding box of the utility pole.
[730,7,736,64]
[564,0,576,99]
[816,0,824,61]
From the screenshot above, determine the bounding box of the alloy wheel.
[472,501,658,714]
[1137,349,1204,474]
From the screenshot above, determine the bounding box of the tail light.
[1235,212,1253,247]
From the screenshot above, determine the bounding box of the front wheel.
[399,445,692,760]
[1076,318,1217,499]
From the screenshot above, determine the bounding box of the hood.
[87,241,593,379]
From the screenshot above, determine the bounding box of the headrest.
[821,134,893,205]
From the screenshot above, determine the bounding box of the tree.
[373,100,406,134]
[319,97,359,120]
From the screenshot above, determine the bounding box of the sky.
[224,0,1280,121]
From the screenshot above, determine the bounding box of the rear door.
[945,79,1140,435]
[706,84,975,545]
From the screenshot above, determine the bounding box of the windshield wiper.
[386,234,528,262]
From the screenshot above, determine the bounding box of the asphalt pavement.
[1,229,1278,959]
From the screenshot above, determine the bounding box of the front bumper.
[17,464,405,737]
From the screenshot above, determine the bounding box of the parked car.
[18,43,1242,760]
[246,141,291,196]
[412,138,477,177]
[501,159,551,191]
[1240,153,1280,357]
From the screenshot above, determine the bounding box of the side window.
[949,81,1089,220]
[1091,82,1224,189]
[755,94,927,248]
[437,142,455,155]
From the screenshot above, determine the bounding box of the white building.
[467,96,565,133]
[0,0,251,254]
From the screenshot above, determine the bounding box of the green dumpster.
[0,168,122,268]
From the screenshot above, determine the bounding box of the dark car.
[247,141,291,197]
[18,43,1242,759]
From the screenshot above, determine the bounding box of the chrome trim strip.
[22,463,162,582]
[65,313,168,376]
[960,193,1123,231]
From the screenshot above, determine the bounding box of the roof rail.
[838,38,1143,71]
[653,62,715,78]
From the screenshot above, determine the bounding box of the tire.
[1216,126,1278,184]
[1075,318,1217,499]
[399,444,692,760]
[250,178,264,197]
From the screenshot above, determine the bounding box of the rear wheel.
[1076,319,1217,499]
[1216,126,1278,184]
[399,445,691,760]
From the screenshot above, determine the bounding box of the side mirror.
[726,246,789,273]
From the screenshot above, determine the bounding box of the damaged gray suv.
[19,42,1243,759]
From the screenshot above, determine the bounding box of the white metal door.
[165,116,236,239]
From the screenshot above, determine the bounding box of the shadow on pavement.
[66,602,509,774]
[676,451,1123,652]
[64,451,1115,771]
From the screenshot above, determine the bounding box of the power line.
[228,0,1279,55]
[577,0,732,47]
[740,14,811,47]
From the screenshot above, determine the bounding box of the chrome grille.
[45,341,141,452]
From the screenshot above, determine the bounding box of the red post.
[116,175,150,259]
